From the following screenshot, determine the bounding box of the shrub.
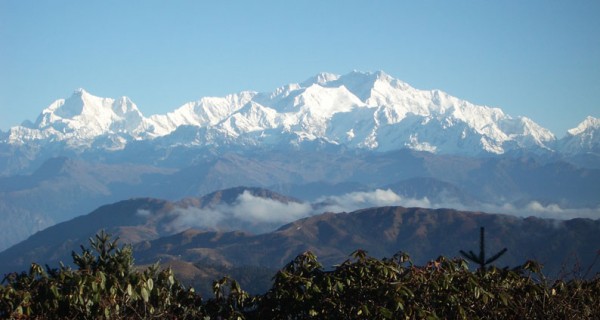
[1,232,598,319]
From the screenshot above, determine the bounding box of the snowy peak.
[10,89,146,148]
[1,71,578,156]
[294,84,365,116]
[219,101,280,137]
[558,116,600,154]
[154,71,557,155]
[323,70,397,102]
[567,116,600,136]
[300,72,340,87]
[299,71,404,103]
[37,89,141,124]
[146,91,256,137]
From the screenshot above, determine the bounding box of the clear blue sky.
[1,1,598,136]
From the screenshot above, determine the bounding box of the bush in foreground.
[1,232,599,319]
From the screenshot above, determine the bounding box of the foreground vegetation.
[1,232,599,319]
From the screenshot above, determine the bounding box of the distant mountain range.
[1,71,598,175]
[1,149,599,252]
[0,71,598,253]
[1,187,598,292]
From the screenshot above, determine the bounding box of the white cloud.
[315,189,431,213]
[317,189,600,221]
[230,191,313,224]
[163,189,600,235]
[165,191,313,234]
[440,199,600,220]
[507,201,600,220]
[166,207,224,233]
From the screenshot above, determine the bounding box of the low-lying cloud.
[480,201,600,220]
[164,189,600,235]
[315,189,431,213]
[231,191,313,223]
[165,190,313,234]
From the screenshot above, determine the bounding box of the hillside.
[2,193,598,284]
[133,206,600,279]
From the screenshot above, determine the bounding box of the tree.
[460,227,507,272]
[1,231,599,319]
[0,231,206,319]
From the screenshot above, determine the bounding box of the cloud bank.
[164,189,600,235]
[315,189,432,213]
[165,191,313,234]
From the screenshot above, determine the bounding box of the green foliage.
[0,231,206,319]
[190,262,277,297]
[251,250,599,319]
[1,232,599,319]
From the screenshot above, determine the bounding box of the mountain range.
[1,71,598,176]
[1,187,598,295]
[0,70,598,255]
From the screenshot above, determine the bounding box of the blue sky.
[1,1,598,136]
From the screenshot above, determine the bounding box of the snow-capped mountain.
[7,89,147,150]
[145,91,257,137]
[0,71,582,156]
[557,116,600,154]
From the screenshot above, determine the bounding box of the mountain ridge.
[3,71,595,159]
[1,192,598,281]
